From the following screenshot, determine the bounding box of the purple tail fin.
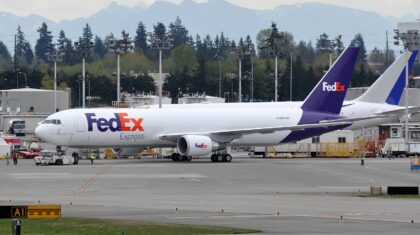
[301,47,359,114]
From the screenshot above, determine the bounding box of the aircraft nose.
[35,125,46,140]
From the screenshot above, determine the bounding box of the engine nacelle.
[177,135,225,156]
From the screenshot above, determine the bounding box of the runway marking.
[172,213,420,224]
[75,166,111,195]
[299,164,375,182]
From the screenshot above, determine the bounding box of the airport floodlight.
[215,50,224,98]
[148,32,173,108]
[107,33,134,103]
[74,41,93,108]
[46,47,65,112]
[231,45,251,103]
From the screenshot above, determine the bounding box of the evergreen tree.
[35,22,54,61]
[94,36,107,58]
[0,41,12,71]
[350,33,367,66]
[0,41,11,62]
[169,17,189,48]
[192,56,207,93]
[57,30,76,65]
[153,22,166,38]
[15,26,34,65]
[57,30,67,52]
[76,24,94,60]
[134,21,148,54]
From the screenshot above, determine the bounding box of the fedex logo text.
[195,143,208,149]
[322,82,345,92]
[86,113,144,132]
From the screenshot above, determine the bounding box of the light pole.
[148,32,173,108]
[232,45,251,103]
[107,33,134,103]
[46,49,64,112]
[290,52,293,101]
[74,41,93,108]
[18,71,27,88]
[394,29,419,147]
[264,34,284,102]
[215,51,224,98]
[250,57,254,102]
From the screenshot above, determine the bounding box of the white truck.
[35,150,75,165]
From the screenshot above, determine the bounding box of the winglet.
[301,47,359,114]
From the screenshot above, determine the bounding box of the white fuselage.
[152,100,400,129]
[35,107,307,148]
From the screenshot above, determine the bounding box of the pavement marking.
[299,164,375,182]
[76,166,112,195]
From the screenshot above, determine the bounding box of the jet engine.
[177,135,225,156]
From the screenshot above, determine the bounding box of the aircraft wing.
[376,107,420,116]
[159,121,352,141]
[319,115,388,123]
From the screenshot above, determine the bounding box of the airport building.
[0,88,70,134]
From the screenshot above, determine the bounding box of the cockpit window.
[43,119,61,125]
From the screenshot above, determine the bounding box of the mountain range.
[0,0,418,52]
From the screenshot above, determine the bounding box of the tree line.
[0,17,401,106]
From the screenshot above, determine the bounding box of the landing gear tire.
[177,154,184,161]
[223,154,232,162]
[171,153,180,161]
[211,154,218,162]
[217,154,224,162]
[184,156,192,161]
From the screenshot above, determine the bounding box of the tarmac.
[1,155,420,234]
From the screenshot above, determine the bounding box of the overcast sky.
[0,0,418,22]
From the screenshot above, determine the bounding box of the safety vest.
[90,153,95,159]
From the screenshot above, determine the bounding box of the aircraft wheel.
[211,154,218,162]
[177,154,184,161]
[217,154,224,162]
[185,156,192,161]
[172,153,179,161]
[223,154,232,162]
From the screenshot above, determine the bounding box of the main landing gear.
[210,153,232,163]
[171,153,192,162]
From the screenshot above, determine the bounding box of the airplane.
[152,50,419,130]
[35,47,360,162]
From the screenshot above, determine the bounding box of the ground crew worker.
[387,147,393,160]
[361,154,365,166]
[12,151,18,165]
[90,151,95,165]
[5,152,10,165]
